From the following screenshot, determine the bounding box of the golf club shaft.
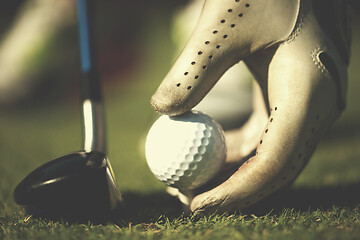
[76,0,106,153]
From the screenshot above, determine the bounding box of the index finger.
[151,0,300,116]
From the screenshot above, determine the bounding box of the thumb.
[151,0,300,116]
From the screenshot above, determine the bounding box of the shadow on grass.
[27,183,360,224]
[248,182,360,215]
[114,191,184,224]
[114,183,360,222]
[26,190,183,225]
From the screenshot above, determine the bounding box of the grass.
[1,9,360,240]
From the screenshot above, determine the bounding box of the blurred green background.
[0,0,359,218]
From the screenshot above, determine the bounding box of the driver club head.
[13,0,123,221]
[13,151,121,219]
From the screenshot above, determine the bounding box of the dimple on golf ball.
[145,110,227,190]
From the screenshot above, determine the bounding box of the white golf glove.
[151,0,352,213]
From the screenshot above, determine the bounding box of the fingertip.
[189,197,201,213]
[150,90,190,116]
[190,193,219,214]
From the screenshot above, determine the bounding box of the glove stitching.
[311,47,329,77]
[287,0,310,44]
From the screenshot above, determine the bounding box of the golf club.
[13,0,121,219]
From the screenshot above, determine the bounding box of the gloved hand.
[150,0,352,213]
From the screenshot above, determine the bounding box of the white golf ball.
[145,110,226,190]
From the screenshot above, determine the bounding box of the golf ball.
[145,110,226,190]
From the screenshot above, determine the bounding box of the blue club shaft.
[76,0,106,153]
[77,0,92,73]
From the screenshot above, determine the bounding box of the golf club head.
[14,151,121,219]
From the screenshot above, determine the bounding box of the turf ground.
[1,7,360,240]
